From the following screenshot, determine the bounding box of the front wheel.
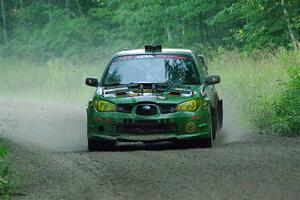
[201,136,212,148]
[211,107,218,141]
[175,136,212,148]
[218,100,223,130]
[88,139,115,151]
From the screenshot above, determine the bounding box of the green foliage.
[255,64,300,136]
[1,0,299,61]
[0,140,9,199]
[277,66,300,134]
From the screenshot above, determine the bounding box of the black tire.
[88,139,115,151]
[218,100,223,130]
[180,137,212,148]
[211,107,218,141]
[176,138,212,148]
[201,136,212,148]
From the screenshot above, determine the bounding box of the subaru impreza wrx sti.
[85,45,222,150]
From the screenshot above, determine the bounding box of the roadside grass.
[211,49,299,135]
[0,139,9,199]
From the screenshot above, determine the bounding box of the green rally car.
[85,45,222,150]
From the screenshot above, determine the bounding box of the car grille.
[117,104,134,113]
[158,103,177,113]
[117,103,177,114]
[116,120,177,134]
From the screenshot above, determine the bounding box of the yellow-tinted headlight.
[95,100,116,112]
[177,99,200,112]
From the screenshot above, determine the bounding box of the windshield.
[102,55,199,85]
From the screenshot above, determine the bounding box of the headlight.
[95,100,116,112]
[177,99,200,112]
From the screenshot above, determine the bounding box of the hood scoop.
[101,83,195,98]
[168,91,181,96]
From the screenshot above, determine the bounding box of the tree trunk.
[65,0,71,18]
[281,0,298,50]
[1,0,8,45]
[166,27,172,42]
[181,19,185,37]
[75,0,83,16]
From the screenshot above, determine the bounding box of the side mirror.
[205,75,220,85]
[85,78,98,87]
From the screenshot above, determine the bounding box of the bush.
[255,66,300,136]
[248,48,300,136]
[0,140,9,199]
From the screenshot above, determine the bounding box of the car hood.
[94,85,204,104]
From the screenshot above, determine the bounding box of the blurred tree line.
[0,0,299,62]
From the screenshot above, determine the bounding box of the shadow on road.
[88,140,213,152]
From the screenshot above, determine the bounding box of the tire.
[211,107,217,141]
[201,136,212,148]
[88,139,115,151]
[199,107,214,148]
[218,100,223,130]
[180,137,212,148]
[176,138,211,148]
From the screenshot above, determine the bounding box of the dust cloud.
[0,62,250,151]
[0,97,87,151]
[0,92,250,151]
[216,90,251,144]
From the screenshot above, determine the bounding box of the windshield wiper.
[104,82,191,94]
[155,81,191,89]
[104,82,123,86]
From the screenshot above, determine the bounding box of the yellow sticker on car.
[186,121,196,133]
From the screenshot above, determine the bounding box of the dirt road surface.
[1,97,300,200]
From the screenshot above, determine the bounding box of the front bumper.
[87,109,211,143]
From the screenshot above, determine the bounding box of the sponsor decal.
[134,55,154,59]
[185,121,196,133]
[156,55,187,60]
[117,56,135,61]
[115,55,188,62]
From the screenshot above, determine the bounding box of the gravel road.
[1,97,300,200]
